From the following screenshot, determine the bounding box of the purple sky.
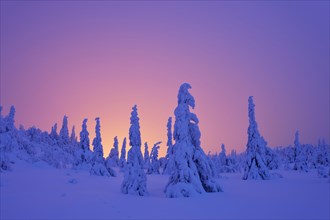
[1,1,329,156]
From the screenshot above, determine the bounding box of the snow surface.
[1,160,329,219]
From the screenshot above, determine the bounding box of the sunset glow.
[1,1,329,156]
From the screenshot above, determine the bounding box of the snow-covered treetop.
[177,83,195,108]
[153,141,162,148]
[80,118,90,151]
[144,142,149,159]
[93,117,104,161]
[5,105,16,131]
[120,137,126,159]
[59,115,69,143]
[248,96,259,137]
[50,123,57,139]
[173,83,197,143]
[129,105,141,148]
[247,96,261,151]
[70,126,77,142]
[150,142,161,164]
[82,119,88,128]
[220,144,226,156]
[94,117,101,143]
[166,117,173,148]
[113,136,119,150]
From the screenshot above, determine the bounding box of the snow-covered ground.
[1,160,329,219]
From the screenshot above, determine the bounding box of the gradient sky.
[1,1,329,156]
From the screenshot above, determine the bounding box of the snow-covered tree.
[106,136,120,167]
[92,117,103,162]
[147,141,161,174]
[75,118,93,167]
[217,144,227,173]
[4,106,15,132]
[59,115,70,146]
[293,131,308,172]
[315,139,330,167]
[1,106,78,170]
[265,146,280,170]
[277,145,295,169]
[242,96,271,180]
[226,150,241,173]
[70,126,77,143]
[79,119,90,152]
[163,117,175,175]
[121,105,148,196]
[143,142,150,169]
[165,83,222,198]
[70,126,78,153]
[207,152,219,178]
[49,123,58,142]
[90,117,115,176]
[26,126,42,143]
[119,137,127,169]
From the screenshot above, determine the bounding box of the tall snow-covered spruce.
[59,115,70,146]
[106,136,120,167]
[242,96,271,180]
[119,137,127,169]
[163,117,175,175]
[75,118,92,167]
[164,83,222,198]
[50,123,58,142]
[70,126,77,144]
[143,142,150,169]
[90,117,115,176]
[5,106,16,132]
[121,105,148,196]
[147,141,161,174]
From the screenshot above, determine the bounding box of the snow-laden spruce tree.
[106,136,120,167]
[219,144,227,164]
[119,137,127,169]
[4,106,16,132]
[70,126,77,143]
[206,152,219,178]
[70,126,78,153]
[59,115,70,146]
[49,123,58,144]
[226,150,241,173]
[75,118,93,167]
[293,130,308,172]
[218,144,228,173]
[90,117,115,176]
[265,146,280,170]
[163,117,175,175]
[147,141,161,174]
[165,83,222,198]
[121,105,148,196]
[242,96,271,180]
[189,112,222,192]
[143,142,150,169]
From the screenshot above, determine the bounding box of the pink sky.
[1,1,329,156]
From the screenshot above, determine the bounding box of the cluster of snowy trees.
[207,97,330,179]
[1,83,329,198]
